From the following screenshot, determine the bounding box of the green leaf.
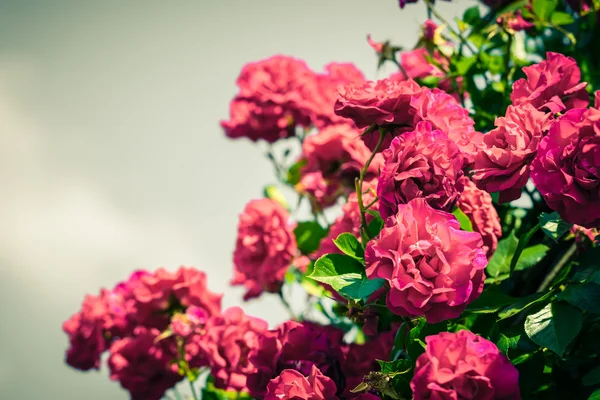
[551,11,575,26]
[454,56,477,76]
[497,290,556,320]
[263,184,289,210]
[463,6,481,25]
[466,287,516,314]
[202,376,252,399]
[367,211,385,238]
[557,283,600,313]
[539,212,573,242]
[583,365,600,386]
[514,244,550,271]
[377,359,413,375]
[309,254,384,300]
[497,333,521,356]
[294,221,328,255]
[589,389,600,400]
[452,207,474,232]
[524,302,582,356]
[333,233,364,260]
[533,0,558,21]
[286,159,307,185]
[486,232,519,278]
[510,225,542,274]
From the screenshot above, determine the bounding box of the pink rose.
[196,307,268,392]
[377,121,465,220]
[314,181,378,259]
[497,10,534,32]
[422,20,438,41]
[411,330,520,400]
[472,104,552,203]
[511,52,588,113]
[170,305,209,338]
[333,78,423,132]
[366,198,487,323]
[133,266,222,329]
[248,321,346,399]
[531,108,600,227]
[265,365,339,400]
[108,327,182,400]
[232,199,297,300]
[298,124,382,209]
[457,178,503,257]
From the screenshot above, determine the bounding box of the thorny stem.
[356,128,386,245]
[537,243,577,293]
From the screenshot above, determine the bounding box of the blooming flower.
[472,104,551,203]
[377,121,465,220]
[232,199,297,300]
[511,52,589,113]
[366,198,487,323]
[456,178,503,257]
[247,321,346,399]
[297,124,382,209]
[411,330,520,400]
[532,108,600,227]
[197,307,268,392]
[264,365,339,400]
[108,327,182,400]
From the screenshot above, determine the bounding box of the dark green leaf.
[333,233,364,260]
[452,207,474,232]
[514,244,549,271]
[510,225,542,273]
[532,0,558,21]
[551,11,575,26]
[286,159,307,185]
[294,221,328,255]
[367,211,385,238]
[574,248,600,284]
[309,254,384,300]
[497,333,521,356]
[487,232,519,278]
[589,389,600,400]
[524,302,582,356]
[498,290,556,320]
[557,283,600,313]
[463,6,481,25]
[466,287,516,314]
[377,359,413,375]
[583,365,600,386]
[454,56,477,75]
[539,212,572,242]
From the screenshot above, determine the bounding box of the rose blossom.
[366,198,487,323]
[472,104,552,203]
[422,20,438,42]
[247,321,346,399]
[196,307,268,392]
[377,121,465,220]
[531,108,600,227]
[497,10,534,32]
[231,198,297,300]
[264,365,339,400]
[456,178,503,257]
[333,78,423,132]
[411,330,520,400]
[170,305,209,338]
[511,52,589,113]
[132,266,222,329]
[297,124,382,209]
[108,327,182,400]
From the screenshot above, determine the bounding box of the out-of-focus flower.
[366,198,487,323]
[497,10,534,32]
[232,199,297,300]
[411,331,520,400]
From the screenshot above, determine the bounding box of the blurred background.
[0,0,470,398]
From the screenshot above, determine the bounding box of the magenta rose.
[248,321,346,399]
[231,198,297,300]
[108,327,182,400]
[366,198,487,323]
[334,78,423,132]
[511,52,588,113]
[472,104,552,203]
[457,178,503,258]
[411,330,520,400]
[196,307,268,392]
[377,121,465,220]
[298,124,382,209]
[265,365,339,400]
[532,108,600,227]
[132,266,222,329]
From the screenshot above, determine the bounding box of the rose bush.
[63,1,600,400]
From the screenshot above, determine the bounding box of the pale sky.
[0,1,469,398]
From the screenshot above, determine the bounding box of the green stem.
[391,58,409,80]
[173,387,183,400]
[278,290,297,320]
[356,128,386,245]
[189,380,199,400]
[537,243,577,293]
